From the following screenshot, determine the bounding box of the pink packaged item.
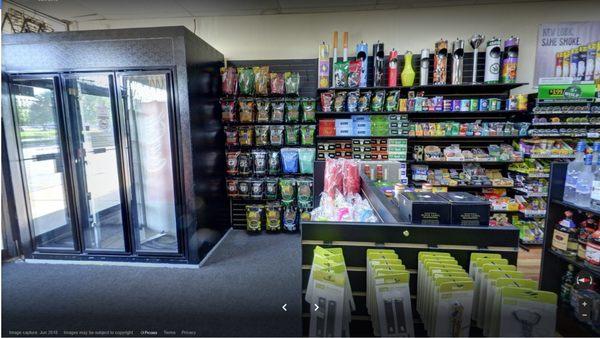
[324,158,344,197]
[343,160,360,195]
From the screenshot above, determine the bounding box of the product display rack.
[540,162,600,337]
[301,162,520,336]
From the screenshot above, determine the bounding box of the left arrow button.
[282,304,287,311]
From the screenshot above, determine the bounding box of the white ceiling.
[9,0,569,22]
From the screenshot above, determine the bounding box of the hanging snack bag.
[265,203,282,232]
[238,126,254,146]
[254,66,269,95]
[284,72,300,95]
[301,98,316,123]
[300,125,316,146]
[358,91,373,112]
[254,125,270,146]
[281,148,299,174]
[269,125,284,146]
[221,100,236,122]
[226,151,240,175]
[347,90,359,113]
[333,61,349,87]
[285,125,300,145]
[371,90,385,112]
[283,206,298,232]
[221,67,238,95]
[238,152,252,176]
[286,100,301,123]
[334,91,347,112]
[271,99,285,122]
[320,91,334,112]
[252,150,268,176]
[385,90,400,112]
[238,67,255,96]
[348,59,362,87]
[250,179,265,200]
[226,178,239,197]
[279,178,296,206]
[270,73,285,94]
[268,151,281,175]
[297,179,314,209]
[298,148,316,174]
[238,179,251,199]
[238,99,255,123]
[245,205,263,232]
[265,179,279,200]
[256,99,271,122]
[224,127,239,146]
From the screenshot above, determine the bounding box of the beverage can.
[470,99,479,111]
[460,99,470,112]
[479,98,489,111]
[488,98,497,111]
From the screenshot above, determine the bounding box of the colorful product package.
[268,151,281,175]
[285,125,300,145]
[269,125,284,146]
[334,91,347,112]
[320,91,334,112]
[254,126,269,146]
[385,90,400,112]
[297,179,314,209]
[324,158,344,196]
[238,126,254,146]
[238,67,255,96]
[285,72,300,95]
[283,206,298,232]
[220,67,238,95]
[270,73,285,94]
[265,203,282,232]
[279,178,296,206]
[250,179,265,199]
[238,179,250,199]
[286,100,300,123]
[252,150,268,176]
[226,151,240,175]
[226,178,238,197]
[301,98,316,122]
[238,99,255,123]
[237,152,252,176]
[358,91,372,112]
[371,90,385,112]
[254,66,269,95]
[281,148,299,174]
[346,90,359,112]
[224,127,239,146]
[300,125,316,146]
[246,205,263,232]
[271,100,285,122]
[265,179,279,200]
[256,99,271,122]
[298,148,316,174]
[221,100,236,122]
[333,61,349,87]
[343,160,360,195]
[348,59,362,87]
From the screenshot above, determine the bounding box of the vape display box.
[438,192,490,226]
[395,192,451,225]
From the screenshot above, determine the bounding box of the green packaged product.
[285,125,300,145]
[245,205,263,232]
[265,203,282,232]
[268,151,280,175]
[265,179,279,200]
[301,98,316,122]
[285,100,300,123]
[283,206,298,232]
[297,179,314,209]
[254,125,269,146]
[279,178,296,206]
[269,125,284,146]
[284,72,300,95]
[334,91,347,112]
[253,66,269,95]
[238,67,255,96]
[371,90,385,112]
[333,61,349,88]
[255,99,271,122]
[300,209,311,222]
[300,125,316,146]
[298,148,316,174]
[385,90,400,112]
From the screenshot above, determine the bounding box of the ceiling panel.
[176,0,280,16]
[76,0,191,19]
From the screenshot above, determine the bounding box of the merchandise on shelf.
[413,144,522,162]
[318,114,409,137]
[410,163,514,188]
[532,116,600,125]
[409,121,529,137]
[317,138,407,161]
[532,104,597,115]
[508,159,551,177]
[517,139,574,157]
[516,195,547,216]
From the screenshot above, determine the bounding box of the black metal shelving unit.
[540,162,600,336]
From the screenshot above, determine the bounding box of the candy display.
[410,163,514,187]
[410,121,529,137]
[413,144,523,162]
[310,191,378,223]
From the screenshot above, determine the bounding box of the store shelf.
[411,159,522,164]
[512,187,548,197]
[532,111,597,115]
[551,199,600,216]
[525,154,576,159]
[413,182,513,189]
[411,82,528,94]
[519,210,547,218]
[508,170,550,178]
[527,134,597,138]
[223,121,315,126]
[316,85,410,91]
[409,135,524,140]
[548,249,600,279]
[491,209,519,213]
[537,98,598,104]
[532,122,600,126]
[316,135,408,140]
[315,110,525,116]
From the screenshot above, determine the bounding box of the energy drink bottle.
[555,51,563,77]
[570,48,579,80]
[577,46,587,81]
[586,42,596,81]
[563,51,571,78]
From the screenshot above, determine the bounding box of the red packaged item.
[270,73,285,94]
[221,100,236,123]
[324,158,343,197]
[348,59,362,88]
[320,91,334,112]
[318,119,336,136]
[221,67,237,95]
[387,49,399,87]
[343,160,360,195]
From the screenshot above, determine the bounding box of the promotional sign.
[534,21,600,85]
[537,83,596,100]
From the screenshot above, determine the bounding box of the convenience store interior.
[1,0,600,337]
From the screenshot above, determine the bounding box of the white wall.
[75,0,600,93]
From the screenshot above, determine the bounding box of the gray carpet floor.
[2,229,301,337]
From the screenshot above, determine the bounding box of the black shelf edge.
[531,123,600,127]
[316,135,408,140]
[410,160,523,164]
[317,135,524,140]
[412,182,514,189]
[316,83,528,93]
[316,86,410,91]
[551,199,600,216]
[409,135,524,140]
[315,110,526,116]
[548,249,600,279]
[223,122,316,126]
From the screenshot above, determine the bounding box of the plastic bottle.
[590,153,600,211]
[564,140,587,203]
[575,154,594,207]
[592,142,600,172]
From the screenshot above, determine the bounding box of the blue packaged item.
[280,148,299,174]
